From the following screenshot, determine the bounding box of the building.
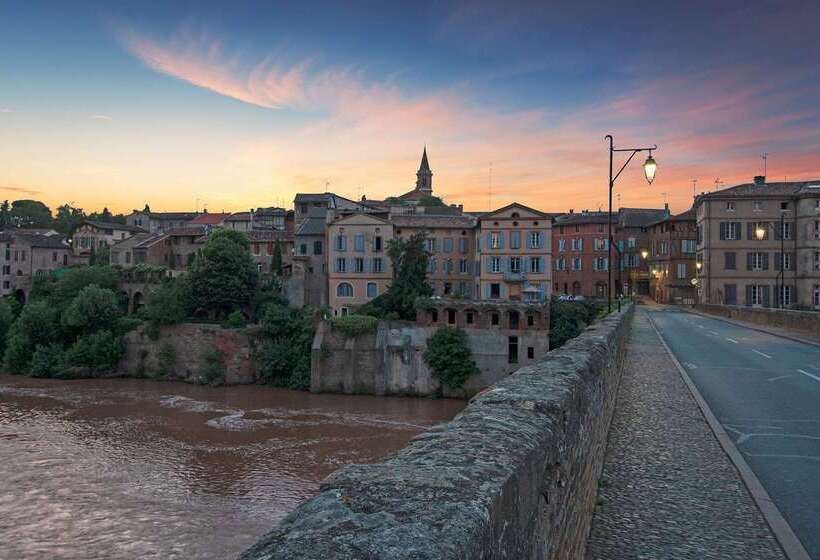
[292,211,329,307]
[477,204,551,302]
[0,230,71,299]
[552,211,611,298]
[646,208,697,304]
[72,220,147,260]
[391,214,477,298]
[617,207,668,296]
[695,176,820,309]
[293,193,364,228]
[247,229,294,275]
[187,212,232,230]
[327,213,394,315]
[110,232,170,268]
[126,210,199,233]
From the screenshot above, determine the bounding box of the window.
[529,257,542,273]
[508,336,518,364]
[428,257,437,274]
[336,283,353,297]
[491,257,501,273]
[367,282,378,298]
[52,252,58,262]
[443,258,453,275]
[753,200,762,211]
[527,314,535,327]
[314,241,323,255]
[444,282,452,295]
[556,257,566,271]
[527,347,535,360]
[781,201,789,210]
[459,237,468,253]
[750,252,765,271]
[443,238,453,253]
[510,231,521,249]
[374,236,382,252]
[780,222,792,240]
[814,221,820,240]
[299,243,307,255]
[813,286,820,308]
[354,258,365,273]
[571,238,582,251]
[572,257,582,271]
[431,309,438,323]
[490,232,501,249]
[749,285,766,306]
[335,235,347,251]
[681,239,696,253]
[490,284,501,299]
[677,263,687,279]
[724,284,737,305]
[510,257,522,274]
[777,252,791,271]
[354,234,365,252]
[720,222,740,240]
[778,285,792,308]
[814,251,820,271]
[726,201,735,212]
[558,239,565,252]
[125,252,131,265]
[529,231,541,248]
[373,257,383,273]
[458,259,468,274]
[335,257,346,272]
[257,263,263,273]
[725,252,736,270]
[491,312,499,325]
[593,257,607,271]
[466,311,474,324]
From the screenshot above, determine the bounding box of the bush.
[0,299,15,357]
[114,316,143,336]
[139,279,188,327]
[549,298,600,349]
[156,342,177,378]
[201,347,226,385]
[423,327,479,391]
[63,331,124,372]
[3,300,60,373]
[331,315,378,337]
[253,302,314,389]
[30,343,65,378]
[223,310,246,328]
[61,284,122,336]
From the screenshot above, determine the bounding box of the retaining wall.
[695,303,820,337]
[241,304,633,560]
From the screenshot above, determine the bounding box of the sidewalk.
[585,308,786,560]
[685,307,820,347]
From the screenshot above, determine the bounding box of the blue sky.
[2,1,819,214]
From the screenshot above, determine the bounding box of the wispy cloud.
[0,108,13,113]
[0,186,43,196]
[90,114,113,121]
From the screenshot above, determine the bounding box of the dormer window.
[726,201,735,212]
[753,201,762,212]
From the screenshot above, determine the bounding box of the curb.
[646,310,811,560]
[684,308,820,349]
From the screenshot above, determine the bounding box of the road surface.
[648,306,820,558]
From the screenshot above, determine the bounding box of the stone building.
[0,230,71,300]
[646,208,697,304]
[552,211,612,298]
[477,204,552,302]
[327,213,394,315]
[110,232,170,268]
[72,220,146,260]
[695,176,820,308]
[247,229,294,275]
[617,207,668,296]
[292,211,329,307]
[126,210,199,233]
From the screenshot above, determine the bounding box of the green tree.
[548,297,599,350]
[254,302,314,389]
[139,278,189,326]
[62,330,124,372]
[186,230,257,318]
[10,199,52,228]
[61,285,122,336]
[3,300,60,373]
[357,232,432,320]
[47,266,119,310]
[271,240,283,275]
[0,200,10,228]
[423,327,479,391]
[30,343,65,378]
[418,195,445,207]
[0,299,15,357]
[54,204,86,236]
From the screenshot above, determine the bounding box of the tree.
[357,232,432,320]
[139,278,188,326]
[10,199,52,228]
[549,297,599,349]
[271,240,283,275]
[46,266,119,310]
[62,330,124,372]
[0,299,15,357]
[418,195,445,207]
[61,285,123,336]
[3,300,60,373]
[255,302,314,388]
[186,230,257,317]
[54,204,86,236]
[423,327,479,391]
[0,200,10,228]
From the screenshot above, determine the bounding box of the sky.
[2,1,820,215]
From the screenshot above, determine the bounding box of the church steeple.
[415,146,433,193]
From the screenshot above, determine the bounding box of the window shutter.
[486,233,492,249]
[763,252,769,270]
[745,285,753,306]
[746,252,753,270]
[485,257,491,273]
[789,252,795,270]
[498,284,504,298]
[333,259,339,273]
[484,284,491,299]
[774,222,781,240]
[747,222,754,240]
[538,232,544,248]
[719,222,726,240]
[735,222,742,240]
[774,253,780,271]
[498,233,505,249]
[347,257,354,273]
[762,286,770,307]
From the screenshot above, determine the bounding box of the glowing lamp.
[643,152,658,184]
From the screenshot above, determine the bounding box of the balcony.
[504,271,527,282]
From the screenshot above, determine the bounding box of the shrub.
[139,279,188,327]
[201,347,226,385]
[253,302,314,389]
[549,298,601,349]
[63,331,124,372]
[30,343,65,378]
[331,315,378,337]
[3,300,60,373]
[0,299,15,357]
[223,310,246,329]
[423,327,479,391]
[156,342,177,378]
[114,316,143,336]
[61,284,122,336]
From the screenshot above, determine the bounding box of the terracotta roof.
[167,226,207,236]
[618,208,668,228]
[84,220,146,233]
[697,179,820,200]
[188,213,231,225]
[390,214,477,229]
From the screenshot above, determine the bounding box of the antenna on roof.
[488,163,493,211]
[713,177,723,192]
[761,152,768,178]
[616,193,621,210]
[691,179,697,199]
[661,192,668,206]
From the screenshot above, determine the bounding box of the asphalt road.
[648,306,820,559]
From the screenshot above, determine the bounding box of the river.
[0,374,465,559]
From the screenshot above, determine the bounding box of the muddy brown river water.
[0,374,465,559]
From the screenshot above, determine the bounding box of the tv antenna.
[488,163,493,211]
[713,177,723,192]
[691,179,697,198]
[761,153,768,177]
[661,192,668,206]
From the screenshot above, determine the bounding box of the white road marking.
[710,331,719,335]
[797,369,820,383]
[727,338,739,344]
[753,350,772,359]
[684,362,698,369]
[697,325,705,329]
[767,375,794,382]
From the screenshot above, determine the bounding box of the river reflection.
[0,374,464,559]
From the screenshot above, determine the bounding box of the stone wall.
[120,323,256,384]
[242,305,633,560]
[311,320,550,399]
[695,303,820,337]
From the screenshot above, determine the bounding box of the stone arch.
[13,289,25,305]
[132,291,144,312]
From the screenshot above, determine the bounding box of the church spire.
[416,146,433,193]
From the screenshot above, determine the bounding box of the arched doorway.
[572,281,581,296]
[132,291,144,313]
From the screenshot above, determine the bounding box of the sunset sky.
[2,1,819,215]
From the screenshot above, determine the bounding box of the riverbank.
[0,374,464,560]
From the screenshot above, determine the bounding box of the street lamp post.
[754,210,790,309]
[606,135,658,312]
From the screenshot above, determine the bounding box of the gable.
[481,203,547,220]
[332,213,391,227]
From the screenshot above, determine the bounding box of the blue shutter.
[342,236,347,251]
[498,232,505,249]
[334,258,339,273]
[347,258,353,273]
[538,232,544,248]
[486,233,492,249]
[364,258,371,273]
[484,283,491,299]
[498,284,504,298]
[485,257,491,273]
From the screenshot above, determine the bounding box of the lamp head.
[643,151,658,184]
[754,224,766,240]
[640,249,648,259]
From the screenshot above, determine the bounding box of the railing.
[503,271,527,282]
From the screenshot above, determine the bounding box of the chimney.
[569,209,574,214]
[754,175,766,185]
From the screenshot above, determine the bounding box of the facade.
[477,204,551,302]
[110,232,170,268]
[695,176,820,309]
[552,211,612,298]
[248,229,294,275]
[292,212,329,307]
[187,212,231,229]
[392,214,477,298]
[646,208,697,304]
[0,230,71,299]
[126,211,199,233]
[327,213,394,315]
[72,220,146,259]
[617,207,667,296]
